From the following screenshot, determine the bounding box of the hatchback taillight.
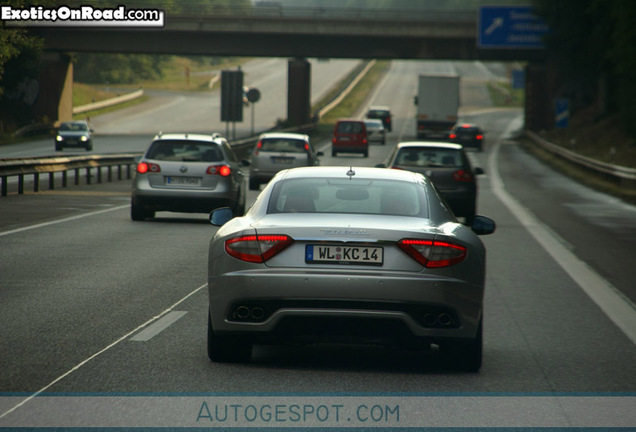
[206,165,231,176]
[476,134,484,140]
[453,170,474,182]
[397,239,467,268]
[449,133,457,139]
[225,234,293,263]
[254,140,262,155]
[137,162,160,174]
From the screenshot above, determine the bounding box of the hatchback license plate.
[166,176,201,186]
[271,157,294,164]
[305,245,383,265]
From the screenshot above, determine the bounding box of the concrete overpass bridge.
[25,4,549,128]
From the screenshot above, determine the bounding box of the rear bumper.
[208,268,483,346]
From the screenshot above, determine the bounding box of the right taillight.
[453,170,474,182]
[254,140,262,155]
[225,234,293,263]
[397,239,467,268]
[449,133,457,139]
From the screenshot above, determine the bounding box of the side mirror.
[317,151,324,156]
[474,167,484,175]
[240,159,251,167]
[471,215,496,235]
[210,207,234,226]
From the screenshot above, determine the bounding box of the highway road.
[1,60,635,429]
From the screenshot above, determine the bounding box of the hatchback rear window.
[396,148,462,168]
[268,178,428,217]
[337,122,364,134]
[260,139,307,153]
[145,140,223,162]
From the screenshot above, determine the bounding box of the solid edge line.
[0,283,207,420]
[0,204,130,237]
[490,121,636,345]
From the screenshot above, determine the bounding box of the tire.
[207,313,252,363]
[234,191,246,216]
[332,150,337,157]
[363,150,368,158]
[440,319,482,372]
[130,203,153,221]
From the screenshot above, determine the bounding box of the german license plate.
[305,244,383,265]
[271,157,294,164]
[166,176,201,186]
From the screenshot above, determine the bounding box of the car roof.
[152,132,224,143]
[396,141,464,151]
[259,132,309,140]
[276,166,425,183]
[368,105,391,111]
[364,119,383,124]
[336,118,365,123]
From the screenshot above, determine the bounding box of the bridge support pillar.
[524,61,560,131]
[35,53,73,125]
[287,58,311,126]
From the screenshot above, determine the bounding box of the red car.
[332,119,369,157]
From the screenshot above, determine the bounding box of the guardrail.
[0,154,140,197]
[525,130,636,188]
[73,89,144,115]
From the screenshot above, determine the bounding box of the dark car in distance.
[449,123,484,151]
[55,120,93,151]
[366,105,392,132]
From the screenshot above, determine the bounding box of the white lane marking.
[491,118,636,344]
[130,311,187,341]
[0,283,207,420]
[0,204,130,237]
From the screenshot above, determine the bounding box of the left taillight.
[225,234,293,263]
[397,239,467,268]
[137,162,160,174]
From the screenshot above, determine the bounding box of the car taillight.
[397,239,467,268]
[363,137,368,144]
[225,234,293,263]
[386,117,391,123]
[207,165,231,176]
[476,134,484,140]
[254,140,262,155]
[453,170,474,182]
[449,133,457,139]
[137,162,160,174]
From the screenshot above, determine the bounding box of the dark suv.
[366,106,392,132]
[449,123,484,152]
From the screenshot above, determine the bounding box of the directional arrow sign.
[478,6,549,49]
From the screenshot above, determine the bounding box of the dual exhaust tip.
[423,312,453,327]
[234,305,266,321]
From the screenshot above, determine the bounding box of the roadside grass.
[487,81,524,107]
[309,60,391,143]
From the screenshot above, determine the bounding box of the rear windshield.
[260,138,307,153]
[337,122,364,134]
[268,178,428,217]
[395,148,462,168]
[367,110,389,117]
[145,140,223,162]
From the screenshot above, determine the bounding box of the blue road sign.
[478,6,549,49]
[555,98,569,129]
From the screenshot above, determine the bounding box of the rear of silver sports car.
[208,214,485,349]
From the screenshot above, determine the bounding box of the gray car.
[131,132,248,221]
[248,132,322,190]
[207,166,495,371]
[380,142,484,222]
[364,118,386,145]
